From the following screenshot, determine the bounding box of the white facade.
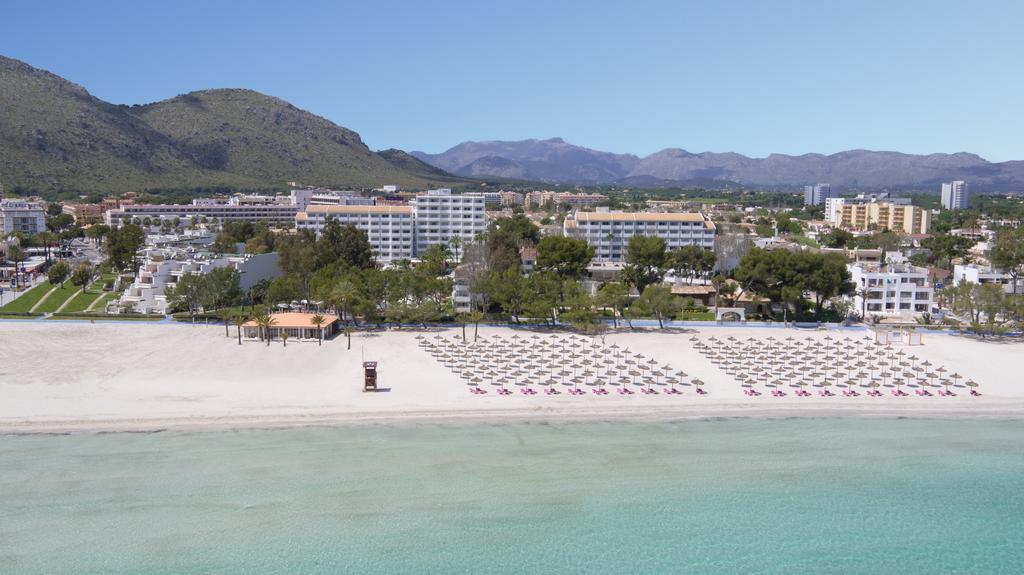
[120,249,279,315]
[803,184,833,206]
[295,205,416,261]
[0,198,46,235]
[295,190,487,261]
[953,263,1022,294]
[409,189,486,254]
[105,200,299,227]
[849,262,934,317]
[941,181,968,210]
[563,211,716,263]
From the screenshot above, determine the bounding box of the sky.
[3,0,1023,161]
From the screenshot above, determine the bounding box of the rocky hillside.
[0,56,466,196]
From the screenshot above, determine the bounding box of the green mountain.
[0,56,467,197]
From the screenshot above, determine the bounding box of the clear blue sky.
[3,0,1022,161]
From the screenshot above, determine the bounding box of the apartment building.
[563,211,716,263]
[409,189,487,253]
[803,184,834,206]
[0,198,46,235]
[105,198,300,227]
[61,203,104,223]
[295,205,416,261]
[831,201,931,234]
[953,263,1023,294]
[849,262,934,317]
[295,190,484,261]
[526,191,607,210]
[941,181,968,210]
[119,247,279,315]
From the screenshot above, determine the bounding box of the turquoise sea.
[2,419,1023,574]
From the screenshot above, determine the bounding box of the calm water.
[1,419,1023,574]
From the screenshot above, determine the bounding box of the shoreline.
[3,321,1020,437]
[5,400,1024,436]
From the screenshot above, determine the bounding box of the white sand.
[1,321,1022,433]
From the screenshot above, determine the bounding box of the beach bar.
[242,312,341,342]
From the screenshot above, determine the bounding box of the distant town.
[1,179,1022,337]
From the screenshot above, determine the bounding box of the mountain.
[413,138,639,183]
[414,139,1024,191]
[0,56,466,196]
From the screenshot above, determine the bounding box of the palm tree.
[449,235,464,264]
[311,314,326,346]
[344,323,352,350]
[220,308,233,337]
[263,316,277,347]
[469,309,484,341]
[330,281,359,326]
[233,315,247,345]
[855,286,871,320]
[7,245,25,290]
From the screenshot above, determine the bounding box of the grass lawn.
[86,292,121,312]
[0,283,55,313]
[47,314,163,322]
[33,283,82,314]
[62,289,105,313]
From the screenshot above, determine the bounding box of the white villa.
[118,247,279,314]
[953,263,1023,294]
[849,262,934,318]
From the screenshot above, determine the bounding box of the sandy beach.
[1,321,1022,433]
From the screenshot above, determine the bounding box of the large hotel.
[295,189,486,260]
[563,211,716,262]
[830,201,931,234]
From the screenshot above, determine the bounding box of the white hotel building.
[295,189,486,261]
[849,262,934,317]
[409,189,486,252]
[563,211,716,263]
[296,205,417,261]
[0,198,47,235]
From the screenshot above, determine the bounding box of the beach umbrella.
[692,378,705,394]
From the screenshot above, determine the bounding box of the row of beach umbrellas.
[692,334,978,397]
[417,332,707,397]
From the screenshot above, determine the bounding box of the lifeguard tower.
[363,361,378,392]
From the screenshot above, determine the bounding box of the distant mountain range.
[4,54,1022,197]
[0,56,467,196]
[413,138,1024,191]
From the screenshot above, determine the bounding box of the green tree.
[6,245,26,289]
[594,282,630,327]
[167,273,207,321]
[330,280,360,325]
[70,263,94,293]
[47,260,71,288]
[666,245,715,284]
[105,224,146,271]
[629,285,679,328]
[535,236,594,279]
[990,228,1024,295]
[234,314,248,345]
[204,267,242,311]
[311,314,326,346]
[921,233,975,269]
[621,236,667,294]
[819,229,854,248]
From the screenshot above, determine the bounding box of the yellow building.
[833,202,930,234]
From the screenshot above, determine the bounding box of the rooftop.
[243,312,341,329]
